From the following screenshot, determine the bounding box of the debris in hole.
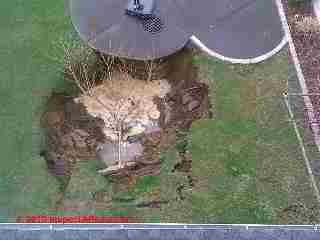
[182,93,193,105]
[41,49,212,198]
[96,141,144,170]
[187,100,200,112]
[74,72,171,141]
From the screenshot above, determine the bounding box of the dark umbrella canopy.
[68,0,286,60]
[69,0,191,60]
[174,0,256,35]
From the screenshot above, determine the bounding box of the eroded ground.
[1,0,318,221]
[40,48,212,213]
[38,47,320,224]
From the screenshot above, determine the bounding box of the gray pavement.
[0,224,320,239]
[69,0,190,60]
[68,0,285,60]
[192,0,285,59]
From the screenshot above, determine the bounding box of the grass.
[187,50,318,223]
[0,0,70,221]
[129,49,319,224]
[0,0,317,223]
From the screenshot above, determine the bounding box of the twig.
[118,123,122,168]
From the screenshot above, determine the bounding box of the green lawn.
[0,0,70,221]
[129,50,319,224]
[0,0,317,223]
[187,51,318,224]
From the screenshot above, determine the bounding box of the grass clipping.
[74,71,170,141]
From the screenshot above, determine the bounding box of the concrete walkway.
[0,224,319,239]
[191,0,287,63]
[69,0,287,62]
[313,0,320,23]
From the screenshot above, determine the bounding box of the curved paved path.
[69,0,286,62]
[191,0,287,63]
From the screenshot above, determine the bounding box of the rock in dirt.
[146,131,161,145]
[126,124,146,138]
[182,93,193,105]
[145,126,161,135]
[73,129,90,137]
[96,141,144,167]
[149,109,161,120]
[62,130,88,150]
[98,162,136,175]
[188,100,200,112]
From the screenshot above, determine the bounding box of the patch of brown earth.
[40,48,211,201]
[283,0,320,126]
[40,92,106,187]
[98,49,211,179]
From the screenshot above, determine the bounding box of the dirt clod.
[187,100,200,112]
[182,93,193,105]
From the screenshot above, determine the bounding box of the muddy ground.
[283,0,320,126]
[40,48,212,203]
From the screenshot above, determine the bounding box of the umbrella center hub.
[142,16,164,34]
[126,0,155,19]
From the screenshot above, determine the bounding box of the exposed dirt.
[40,48,212,209]
[283,0,320,126]
[40,92,107,189]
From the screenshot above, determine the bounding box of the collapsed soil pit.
[40,92,107,191]
[40,47,212,206]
